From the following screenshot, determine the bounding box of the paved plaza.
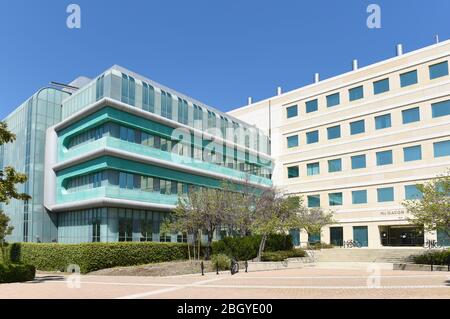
[0,264,449,299]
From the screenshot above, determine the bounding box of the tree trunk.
[256,234,267,262]
[205,234,213,260]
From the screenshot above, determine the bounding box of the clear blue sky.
[1,0,449,119]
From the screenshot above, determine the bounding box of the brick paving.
[0,266,449,299]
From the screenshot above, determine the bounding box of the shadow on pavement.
[28,275,65,284]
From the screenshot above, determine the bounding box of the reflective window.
[329,193,343,206]
[375,114,391,130]
[326,93,340,108]
[328,159,342,173]
[306,130,319,144]
[327,125,341,140]
[431,100,450,118]
[434,140,450,157]
[288,166,299,178]
[287,105,298,118]
[307,162,320,176]
[307,195,320,208]
[377,187,394,202]
[400,70,418,87]
[376,150,393,166]
[405,185,423,200]
[351,155,366,169]
[352,190,367,204]
[349,86,364,101]
[403,145,422,162]
[350,120,365,135]
[373,78,390,95]
[306,99,318,113]
[287,135,299,148]
[402,107,420,124]
[429,61,449,79]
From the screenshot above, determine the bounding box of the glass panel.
[328,159,342,172]
[327,125,341,140]
[307,195,320,208]
[403,145,422,162]
[377,187,394,202]
[373,78,390,94]
[429,61,449,79]
[376,150,393,166]
[349,86,364,101]
[350,120,365,135]
[326,93,340,108]
[307,162,320,176]
[405,185,423,200]
[434,140,450,157]
[352,190,367,204]
[402,107,420,124]
[287,166,299,178]
[431,100,450,118]
[375,114,391,130]
[351,155,366,169]
[306,99,318,113]
[329,193,343,206]
[287,135,299,148]
[306,130,319,144]
[400,70,418,87]
[286,105,298,118]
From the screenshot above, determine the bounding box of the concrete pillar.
[368,224,381,248]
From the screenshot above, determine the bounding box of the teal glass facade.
[2,66,273,243]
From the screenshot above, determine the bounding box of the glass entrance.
[330,227,343,246]
[289,229,300,246]
[353,226,368,247]
[379,226,424,247]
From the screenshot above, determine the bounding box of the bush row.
[9,242,189,274]
[211,234,293,261]
[261,249,306,262]
[0,263,36,283]
[413,249,450,265]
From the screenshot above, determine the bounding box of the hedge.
[9,242,188,274]
[0,263,36,283]
[211,234,293,261]
[261,249,306,262]
[413,249,450,265]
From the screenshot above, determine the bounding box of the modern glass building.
[1,65,273,243]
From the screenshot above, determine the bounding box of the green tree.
[402,171,450,238]
[251,189,300,261]
[0,121,31,262]
[295,207,335,243]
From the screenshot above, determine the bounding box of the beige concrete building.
[229,40,450,248]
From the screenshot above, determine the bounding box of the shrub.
[413,249,450,265]
[9,242,188,274]
[210,254,231,270]
[260,249,306,262]
[211,234,293,261]
[0,263,36,283]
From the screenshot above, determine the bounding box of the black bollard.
[201,261,204,276]
[216,261,219,275]
[245,260,248,273]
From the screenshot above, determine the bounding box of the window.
[142,82,155,113]
[118,218,133,242]
[307,162,320,176]
[121,74,136,106]
[377,187,394,202]
[92,219,101,242]
[326,93,340,108]
[376,150,393,166]
[95,75,104,101]
[329,193,343,206]
[327,125,341,140]
[403,145,422,162]
[373,78,390,95]
[193,105,204,129]
[328,159,342,173]
[431,100,450,118]
[178,98,189,125]
[307,195,320,208]
[306,99,318,113]
[287,105,298,118]
[405,185,423,200]
[207,110,216,128]
[352,190,367,204]
[351,155,366,169]
[434,140,450,157]
[400,70,418,87]
[161,90,172,119]
[287,135,299,148]
[306,130,319,144]
[349,86,364,101]
[375,114,391,130]
[429,61,449,79]
[402,107,420,124]
[287,166,299,178]
[350,120,365,135]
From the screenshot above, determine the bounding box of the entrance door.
[289,229,300,247]
[330,227,343,246]
[353,226,368,247]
